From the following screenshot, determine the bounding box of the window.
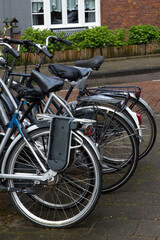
[85,0,96,23]
[32,0,44,25]
[50,0,62,24]
[67,0,79,24]
[31,0,100,28]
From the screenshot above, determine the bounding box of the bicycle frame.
[0,76,101,183]
[0,76,55,181]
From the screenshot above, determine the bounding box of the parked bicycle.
[0,41,103,228]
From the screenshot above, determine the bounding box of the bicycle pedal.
[10,188,35,194]
[0,184,35,194]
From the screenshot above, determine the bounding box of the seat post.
[56,85,74,115]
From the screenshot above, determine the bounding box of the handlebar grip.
[8,47,19,58]
[49,36,72,46]
[62,39,72,46]
[41,48,53,59]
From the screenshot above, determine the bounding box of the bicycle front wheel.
[7,127,102,228]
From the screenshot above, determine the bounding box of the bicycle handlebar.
[2,38,53,59]
[0,41,19,59]
[2,36,72,59]
[46,36,72,47]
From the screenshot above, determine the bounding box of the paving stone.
[62,233,110,240]
[93,205,124,219]
[137,181,160,193]
[124,192,152,205]
[108,235,156,240]
[149,192,160,205]
[124,205,160,220]
[136,220,160,237]
[90,219,139,235]
[0,232,65,240]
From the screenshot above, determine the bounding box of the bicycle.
[0,42,102,228]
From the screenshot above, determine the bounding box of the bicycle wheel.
[75,106,139,193]
[127,96,157,160]
[7,127,102,228]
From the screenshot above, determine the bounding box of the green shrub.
[20,25,160,53]
[67,26,127,49]
[112,28,127,47]
[20,27,66,53]
[128,24,160,45]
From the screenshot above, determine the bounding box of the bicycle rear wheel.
[7,127,102,228]
[75,106,139,193]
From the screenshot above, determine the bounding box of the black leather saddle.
[48,64,91,82]
[75,55,104,70]
[31,70,64,94]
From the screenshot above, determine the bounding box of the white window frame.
[31,0,45,26]
[32,0,101,30]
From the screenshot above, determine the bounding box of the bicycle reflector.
[82,123,93,136]
[136,113,142,125]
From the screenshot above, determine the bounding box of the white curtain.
[67,0,78,11]
[50,0,62,12]
[32,0,43,13]
[85,0,95,10]
[32,2,43,13]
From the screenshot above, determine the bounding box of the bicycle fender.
[124,106,142,137]
[0,93,15,113]
[129,93,154,117]
[1,124,40,174]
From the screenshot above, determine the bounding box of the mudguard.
[129,93,154,117]
[1,124,40,174]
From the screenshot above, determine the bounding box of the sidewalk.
[91,54,160,79]
[13,53,160,78]
[12,53,160,86]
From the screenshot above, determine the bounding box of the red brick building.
[101,0,160,29]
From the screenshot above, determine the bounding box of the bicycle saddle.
[31,70,64,93]
[48,64,91,81]
[75,55,104,70]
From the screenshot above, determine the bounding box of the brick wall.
[101,0,160,29]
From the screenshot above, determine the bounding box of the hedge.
[20,24,160,52]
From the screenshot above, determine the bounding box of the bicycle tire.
[6,127,102,228]
[90,91,156,160]
[127,96,157,160]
